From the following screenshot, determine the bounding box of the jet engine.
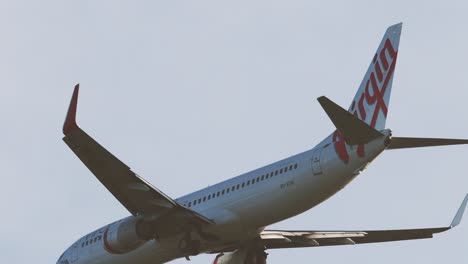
[213,247,267,264]
[103,217,151,254]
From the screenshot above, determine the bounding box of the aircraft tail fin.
[348,23,402,130]
[318,96,384,145]
[387,137,468,150]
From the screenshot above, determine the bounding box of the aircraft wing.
[62,85,213,225]
[261,194,467,249]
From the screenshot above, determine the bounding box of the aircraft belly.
[76,240,181,264]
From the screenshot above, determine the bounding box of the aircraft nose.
[56,258,70,264]
[56,251,70,264]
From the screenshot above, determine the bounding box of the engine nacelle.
[103,217,149,254]
[213,248,267,264]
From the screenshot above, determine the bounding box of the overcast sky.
[1,1,467,263]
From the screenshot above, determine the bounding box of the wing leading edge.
[261,194,467,249]
[62,84,212,225]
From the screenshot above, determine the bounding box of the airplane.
[57,23,468,264]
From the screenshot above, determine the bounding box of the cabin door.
[311,148,323,176]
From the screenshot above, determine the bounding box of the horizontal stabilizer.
[318,96,384,145]
[387,137,468,150]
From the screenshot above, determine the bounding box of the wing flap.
[262,194,466,249]
[262,227,448,249]
[63,129,177,215]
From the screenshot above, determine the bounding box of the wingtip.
[317,96,328,104]
[63,84,80,134]
[450,193,468,228]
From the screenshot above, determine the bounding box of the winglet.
[63,84,80,134]
[450,193,468,228]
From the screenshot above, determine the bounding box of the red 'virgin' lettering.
[373,54,383,82]
[354,38,397,127]
[334,38,397,163]
[358,93,366,120]
[380,39,397,70]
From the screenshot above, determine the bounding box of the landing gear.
[179,234,201,257]
[214,247,268,264]
[245,249,267,264]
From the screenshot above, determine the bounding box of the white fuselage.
[57,131,390,264]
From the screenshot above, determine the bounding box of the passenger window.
[280,168,283,174]
[289,165,293,170]
[236,184,240,190]
[284,167,288,172]
[227,188,230,193]
[261,175,265,180]
[247,180,250,186]
[193,200,197,205]
[188,202,192,207]
[198,198,202,203]
[256,177,260,183]
[294,164,298,169]
[241,182,245,187]
[217,191,220,197]
[275,170,278,176]
[203,197,206,202]
[222,190,225,195]
[208,195,211,200]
